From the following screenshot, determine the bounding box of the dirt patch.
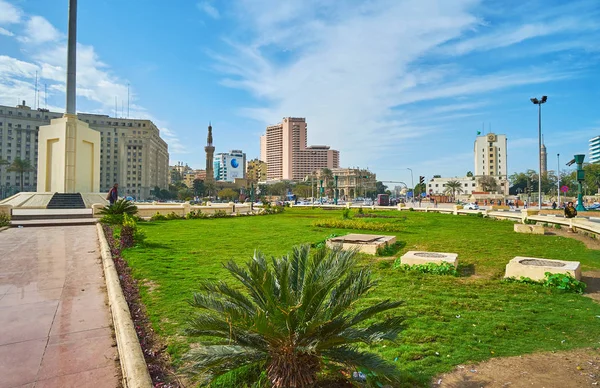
[434,348,600,387]
[545,227,600,250]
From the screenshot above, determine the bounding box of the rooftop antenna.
[121,99,124,118]
[127,83,130,118]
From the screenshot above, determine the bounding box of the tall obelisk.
[205,123,215,196]
[37,0,101,194]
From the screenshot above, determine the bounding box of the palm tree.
[185,245,403,387]
[444,180,464,200]
[7,158,34,192]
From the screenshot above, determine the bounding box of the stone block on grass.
[504,256,581,281]
[514,224,544,235]
[400,251,458,268]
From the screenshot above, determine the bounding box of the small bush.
[99,198,138,216]
[409,207,414,211]
[165,212,182,220]
[100,213,124,225]
[342,208,352,219]
[543,223,549,227]
[120,213,137,249]
[313,219,404,232]
[357,207,364,215]
[376,241,403,256]
[505,272,586,294]
[393,261,458,276]
[212,210,229,218]
[554,224,562,230]
[150,212,167,221]
[0,213,9,227]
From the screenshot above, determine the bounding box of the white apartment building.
[427,177,479,195]
[474,133,507,179]
[263,117,339,181]
[590,136,600,164]
[0,102,169,199]
[214,150,246,182]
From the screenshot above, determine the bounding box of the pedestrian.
[107,183,118,205]
[564,201,577,218]
[552,201,557,210]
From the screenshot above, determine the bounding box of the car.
[464,203,479,210]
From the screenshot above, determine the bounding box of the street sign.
[561,185,569,193]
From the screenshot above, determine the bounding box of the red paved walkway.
[0,225,120,388]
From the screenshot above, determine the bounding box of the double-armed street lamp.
[530,95,547,209]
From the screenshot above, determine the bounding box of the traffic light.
[419,176,425,185]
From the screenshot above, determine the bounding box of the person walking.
[564,201,577,218]
[107,183,118,205]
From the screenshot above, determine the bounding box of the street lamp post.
[557,153,560,207]
[530,96,547,209]
[406,168,414,200]
[334,175,339,205]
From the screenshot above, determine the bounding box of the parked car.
[464,203,479,210]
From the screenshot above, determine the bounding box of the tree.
[217,188,238,201]
[193,179,205,197]
[478,175,499,193]
[151,186,161,198]
[466,171,473,177]
[443,180,464,199]
[292,184,311,199]
[321,168,334,195]
[7,157,34,192]
[185,245,402,387]
[375,181,388,195]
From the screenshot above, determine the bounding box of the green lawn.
[122,208,600,386]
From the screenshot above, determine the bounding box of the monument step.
[11,213,93,220]
[10,218,98,227]
[47,193,86,209]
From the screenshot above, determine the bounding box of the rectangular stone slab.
[504,256,581,281]
[400,251,459,268]
[329,234,383,243]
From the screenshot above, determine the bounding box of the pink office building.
[260,117,340,181]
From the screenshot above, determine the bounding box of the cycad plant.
[98,198,138,224]
[185,245,403,387]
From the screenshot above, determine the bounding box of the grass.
[122,208,600,386]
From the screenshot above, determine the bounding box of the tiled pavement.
[0,226,120,388]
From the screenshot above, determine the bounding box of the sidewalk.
[0,225,120,388]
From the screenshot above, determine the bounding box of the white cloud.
[18,16,62,44]
[197,2,220,19]
[0,0,21,24]
[0,27,14,36]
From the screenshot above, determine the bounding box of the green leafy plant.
[166,212,182,220]
[505,273,586,294]
[357,207,364,215]
[543,272,586,294]
[185,245,403,387]
[100,213,126,225]
[409,207,414,211]
[376,241,403,256]
[150,212,168,221]
[313,219,404,233]
[341,208,352,220]
[0,213,9,227]
[393,261,458,276]
[99,198,138,216]
[121,213,137,249]
[212,210,229,218]
[554,224,562,230]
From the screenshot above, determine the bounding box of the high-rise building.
[259,135,267,162]
[246,158,267,183]
[590,136,600,164]
[474,132,507,179]
[0,102,169,199]
[214,150,246,182]
[263,117,339,181]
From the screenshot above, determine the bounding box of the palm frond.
[184,345,266,384]
[323,346,400,382]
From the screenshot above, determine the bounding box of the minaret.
[205,123,215,190]
[540,136,547,175]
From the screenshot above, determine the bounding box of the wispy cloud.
[197,1,220,19]
[18,16,62,44]
[0,27,13,36]
[0,0,21,24]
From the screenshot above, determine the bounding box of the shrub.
[0,213,9,227]
[313,219,404,233]
[150,212,167,221]
[409,207,414,211]
[341,208,352,220]
[120,213,137,249]
[185,245,403,387]
[357,207,364,215]
[393,261,458,276]
[99,198,138,216]
[505,272,586,294]
[165,212,182,220]
[376,241,403,256]
[212,210,228,218]
[554,224,562,230]
[100,213,125,225]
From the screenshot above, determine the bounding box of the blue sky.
[0,0,599,185]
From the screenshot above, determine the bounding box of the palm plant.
[185,245,403,387]
[7,157,34,192]
[99,198,138,215]
[443,180,464,200]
